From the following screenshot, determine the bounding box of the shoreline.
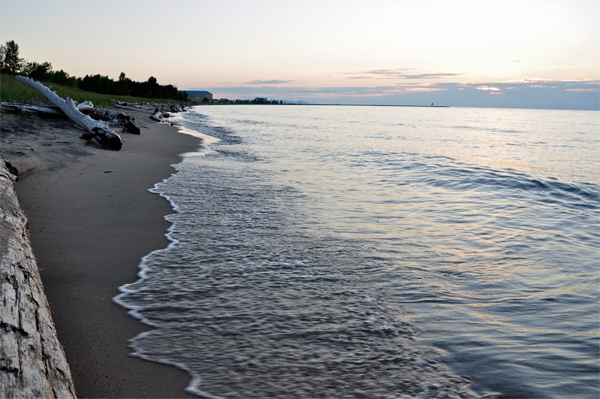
[7,113,200,397]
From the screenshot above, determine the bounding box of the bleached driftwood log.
[76,100,94,113]
[0,102,66,118]
[79,108,141,135]
[0,160,76,398]
[117,113,141,134]
[114,103,154,113]
[114,102,185,117]
[16,76,123,150]
[151,111,163,122]
[81,107,115,121]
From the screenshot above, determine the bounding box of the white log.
[1,160,77,398]
[77,100,94,113]
[114,103,154,114]
[15,76,123,150]
[151,111,163,122]
[0,102,65,117]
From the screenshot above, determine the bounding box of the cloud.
[300,85,448,98]
[245,79,296,85]
[565,88,599,92]
[343,69,463,80]
[362,68,414,76]
[208,84,448,101]
[403,73,464,79]
[476,86,502,91]
[203,80,599,110]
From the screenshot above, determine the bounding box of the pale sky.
[1,0,598,109]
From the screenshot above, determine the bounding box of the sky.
[1,0,598,109]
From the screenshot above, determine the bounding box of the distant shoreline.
[200,102,450,108]
[308,103,450,108]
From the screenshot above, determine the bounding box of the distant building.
[188,91,213,103]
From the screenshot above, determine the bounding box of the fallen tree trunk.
[150,111,163,122]
[1,160,77,398]
[0,102,67,118]
[78,106,141,135]
[114,103,154,114]
[15,76,123,150]
[80,107,116,121]
[117,113,141,134]
[76,100,94,113]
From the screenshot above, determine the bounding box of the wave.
[115,105,599,399]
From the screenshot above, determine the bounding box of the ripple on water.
[117,106,599,399]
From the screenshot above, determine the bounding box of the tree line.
[1,40,189,102]
[219,98,284,104]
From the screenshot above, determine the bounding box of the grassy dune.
[1,74,184,108]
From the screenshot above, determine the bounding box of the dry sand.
[2,110,199,398]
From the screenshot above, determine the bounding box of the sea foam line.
[113,116,220,398]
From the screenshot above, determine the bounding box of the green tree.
[49,69,70,85]
[1,40,25,74]
[23,61,53,80]
[178,90,190,102]
[146,76,158,97]
[118,72,129,95]
[251,97,267,104]
[0,44,5,72]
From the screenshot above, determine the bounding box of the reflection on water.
[117,106,599,399]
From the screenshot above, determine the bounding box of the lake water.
[115,105,599,399]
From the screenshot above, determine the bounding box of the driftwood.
[78,108,141,135]
[162,103,185,113]
[151,111,163,122]
[0,160,77,398]
[0,102,66,118]
[15,76,123,150]
[80,107,114,121]
[1,102,140,137]
[114,103,185,123]
[149,104,185,122]
[114,103,154,114]
[117,113,141,134]
[76,100,94,113]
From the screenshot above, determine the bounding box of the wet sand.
[6,113,199,398]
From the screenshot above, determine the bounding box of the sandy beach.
[3,111,199,398]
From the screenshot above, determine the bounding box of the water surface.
[116,105,599,398]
